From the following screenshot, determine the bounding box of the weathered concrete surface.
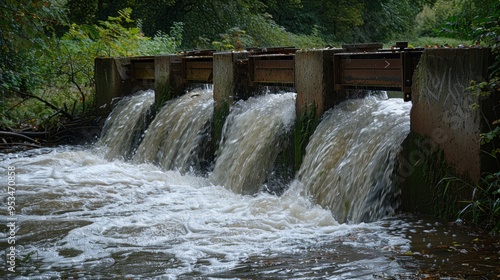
[411,48,491,181]
[94,57,130,116]
[212,52,249,151]
[154,55,183,109]
[212,52,249,110]
[399,47,494,215]
[293,49,347,170]
[295,49,344,120]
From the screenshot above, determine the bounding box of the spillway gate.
[95,43,424,116]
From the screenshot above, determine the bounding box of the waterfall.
[297,95,411,223]
[210,93,296,195]
[133,88,214,173]
[99,88,409,223]
[99,90,154,160]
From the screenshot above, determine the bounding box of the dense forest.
[1,0,498,129]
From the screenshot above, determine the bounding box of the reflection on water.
[0,147,498,279]
[383,216,500,278]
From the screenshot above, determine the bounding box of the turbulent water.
[133,88,213,173]
[297,95,411,223]
[1,92,498,278]
[0,147,416,279]
[209,93,296,195]
[99,90,155,160]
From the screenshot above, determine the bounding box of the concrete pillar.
[212,52,249,149]
[295,48,345,119]
[399,47,493,215]
[94,57,130,116]
[293,49,345,170]
[154,55,183,110]
[411,48,491,181]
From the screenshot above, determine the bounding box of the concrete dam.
[94,43,495,219]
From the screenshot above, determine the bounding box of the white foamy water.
[134,88,213,173]
[297,95,412,223]
[99,90,155,160]
[210,93,296,195]
[0,146,411,279]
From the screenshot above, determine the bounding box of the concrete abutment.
[399,47,497,216]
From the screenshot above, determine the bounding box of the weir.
[94,44,496,221]
[95,44,421,117]
[133,88,214,173]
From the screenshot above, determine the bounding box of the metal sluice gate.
[124,43,423,101]
[333,42,423,101]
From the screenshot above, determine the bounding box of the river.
[0,89,498,279]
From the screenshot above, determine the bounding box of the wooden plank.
[186,69,212,81]
[186,61,213,69]
[253,68,294,83]
[253,59,294,69]
[340,58,401,69]
[340,69,402,87]
[131,61,155,80]
[250,58,294,83]
[342,43,383,52]
[171,60,182,75]
[132,69,155,80]
[182,58,213,82]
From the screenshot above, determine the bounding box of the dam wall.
[94,46,496,217]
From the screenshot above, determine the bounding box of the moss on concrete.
[398,132,472,220]
[212,99,230,155]
[293,103,319,172]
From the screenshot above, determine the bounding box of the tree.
[67,0,98,25]
[0,0,67,96]
[352,0,420,43]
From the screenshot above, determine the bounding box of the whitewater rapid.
[0,146,411,278]
[0,91,418,278]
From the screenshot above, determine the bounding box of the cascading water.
[133,88,213,173]
[297,94,412,223]
[3,89,495,279]
[209,93,296,195]
[98,90,154,160]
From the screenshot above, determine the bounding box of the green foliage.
[64,8,148,57]
[58,0,439,49]
[454,173,500,235]
[137,24,183,55]
[0,0,67,96]
[212,27,251,51]
[481,126,500,160]
[0,1,71,129]
[435,0,499,41]
[2,6,183,129]
[402,37,466,48]
[172,0,254,49]
[465,0,500,150]
[440,0,500,235]
[67,0,98,24]
[243,12,325,49]
[414,0,463,37]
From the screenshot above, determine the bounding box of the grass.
[384,36,471,48]
[438,173,500,236]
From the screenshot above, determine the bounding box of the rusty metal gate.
[247,47,297,85]
[181,50,215,83]
[123,45,422,101]
[333,47,422,101]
